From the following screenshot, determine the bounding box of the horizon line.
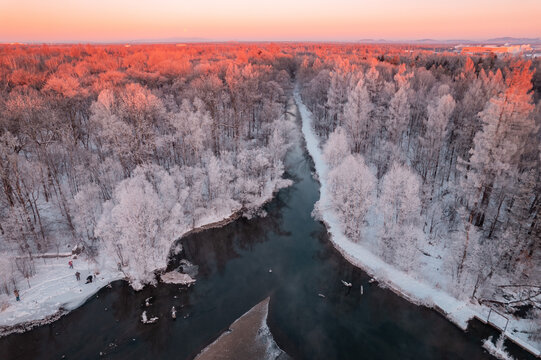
[2,36,540,46]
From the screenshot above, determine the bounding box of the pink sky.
[1,0,540,42]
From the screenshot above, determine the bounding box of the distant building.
[459,44,532,56]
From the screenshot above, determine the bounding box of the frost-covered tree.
[72,183,103,250]
[379,163,422,269]
[461,62,536,235]
[342,78,373,154]
[419,91,456,186]
[322,127,350,169]
[167,98,211,166]
[455,62,538,298]
[326,64,355,133]
[0,254,16,295]
[97,168,168,289]
[268,117,298,164]
[388,85,410,146]
[327,154,376,241]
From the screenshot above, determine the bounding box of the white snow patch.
[160,271,196,285]
[483,335,515,360]
[0,255,122,330]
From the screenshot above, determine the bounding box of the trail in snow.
[294,88,540,357]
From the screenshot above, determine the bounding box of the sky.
[1,0,540,43]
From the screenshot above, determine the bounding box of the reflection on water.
[0,119,535,360]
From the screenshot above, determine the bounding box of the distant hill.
[8,36,541,46]
[486,37,541,44]
[357,39,388,43]
[128,37,209,44]
[356,37,541,45]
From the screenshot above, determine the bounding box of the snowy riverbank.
[294,89,540,357]
[0,204,269,337]
[0,255,123,337]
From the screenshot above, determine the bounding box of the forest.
[297,44,540,340]
[0,43,539,339]
[0,44,298,289]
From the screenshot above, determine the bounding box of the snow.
[483,335,515,360]
[487,309,510,332]
[295,88,541,357]
[160,271,196,285]
[0,255,122,334]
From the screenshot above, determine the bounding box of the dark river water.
[1,110,536,360]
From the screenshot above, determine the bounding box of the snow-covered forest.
[0,43,539,344]
[297,45,540,341]
[0,44,297,291]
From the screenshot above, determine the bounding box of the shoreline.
[0,308,67,338]
[294,88,541,358]
[181,211,243,239]
[0,206,255,338]
[0,258,124,338]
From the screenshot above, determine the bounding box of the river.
[0,103,534,360]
